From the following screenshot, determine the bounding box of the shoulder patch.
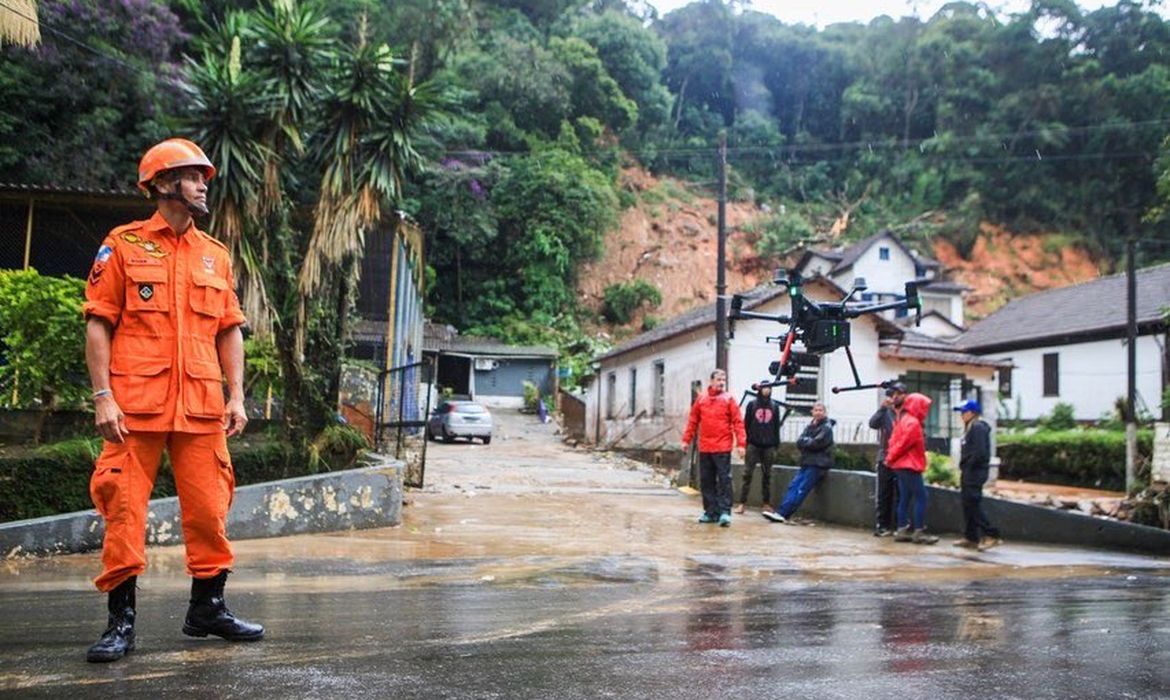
[107,220,147,238]
[200,233,230,253]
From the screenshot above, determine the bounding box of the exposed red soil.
[933,223,1102,320]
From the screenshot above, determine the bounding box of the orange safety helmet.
[137,138,216,195]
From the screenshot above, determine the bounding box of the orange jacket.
[682,386,747,453]
[886,393,932,472]
[83,212,246,433]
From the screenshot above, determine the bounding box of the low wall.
[734,464,1170,556]
[1,458,404,558]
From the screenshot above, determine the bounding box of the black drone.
[729,268,926,396]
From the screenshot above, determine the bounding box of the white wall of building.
[989,334,1165,421]
[587,284,998,458]
[828,240,918,296]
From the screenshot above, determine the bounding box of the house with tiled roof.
[795,231,966,336]
[956,263,1170,421]
[586,276,1008,462]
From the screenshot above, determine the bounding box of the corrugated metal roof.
[0,182,142,199]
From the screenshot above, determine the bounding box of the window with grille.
[628,368,637,417]
[652,361,665,416]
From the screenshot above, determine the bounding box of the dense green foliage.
[601,280,662,324]
[0,426,369,521]
[998,429,1153,491]
[0,271,87,409]
[0,0,187,187]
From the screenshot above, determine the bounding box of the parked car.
[427,401,493,444]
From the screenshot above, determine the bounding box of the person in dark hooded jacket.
[885,392,938,544]
[764,402,834,524]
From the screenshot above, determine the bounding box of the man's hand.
[94,394,127,443]
[224,395,248,437]
[736,445,746,459]
[881,396,894,409]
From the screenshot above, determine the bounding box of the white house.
[585,277,1008,465]
[795,231,967,334]
[957,263,1170,422]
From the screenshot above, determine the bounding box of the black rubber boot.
[86,576,137,663]
[182,571,264,641]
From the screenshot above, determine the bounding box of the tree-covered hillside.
[5,0,1170,374]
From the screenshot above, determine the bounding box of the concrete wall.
[734,464,1170,556]
[1,458,404,558]
[988,334,1163,421]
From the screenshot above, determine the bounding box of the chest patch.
[202,256,216,273]
[138,284,155,302]
[121,232,169,259]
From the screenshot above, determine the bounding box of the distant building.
[957,263,1170,422]
[422,324,558,408]
[795,231,967,335]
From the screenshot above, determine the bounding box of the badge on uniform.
[202,256,215,273]
[139,284,155,301]
[95,245,113,263]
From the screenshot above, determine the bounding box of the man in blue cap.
[953,399,1002,551]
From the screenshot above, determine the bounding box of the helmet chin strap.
[156,189,209,217]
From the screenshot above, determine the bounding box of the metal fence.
[375,358,434,488]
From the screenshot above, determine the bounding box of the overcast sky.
[648,0,1160,28]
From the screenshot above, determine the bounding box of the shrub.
[997,430,1153,491]
[0,270,88,409]
[522,380,540,412]
[601,280,662,324]
[925,452,959,487]
[0,429,367,522]
[1039,402,1077,431]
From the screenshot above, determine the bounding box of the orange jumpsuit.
[84,211,246,592]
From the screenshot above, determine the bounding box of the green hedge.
[0,428,367,522]
[997,430,1153,491]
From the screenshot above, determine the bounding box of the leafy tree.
[185,0,443,443]
[0,270,88,411]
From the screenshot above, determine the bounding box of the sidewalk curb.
[1,457,404,558]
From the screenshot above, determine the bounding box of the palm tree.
[0,0,40,48]
[184,0,442,442]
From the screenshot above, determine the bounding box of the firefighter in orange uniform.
[84,138,263,663]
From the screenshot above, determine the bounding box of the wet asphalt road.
[2,410,1169,698]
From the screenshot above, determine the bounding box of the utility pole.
[715,133,728,371]
[1126,235,1137,494]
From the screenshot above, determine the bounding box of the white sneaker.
[762,511,787,523]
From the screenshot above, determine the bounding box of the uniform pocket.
[90,455,128,522]
[215,444,236,511]
[184,358,226,419]
[190,273,228,318]
[109,355,172,414]
[125,265,170,313]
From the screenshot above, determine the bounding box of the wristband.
[92,389,112,400]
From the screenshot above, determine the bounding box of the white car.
[426,401,493,444]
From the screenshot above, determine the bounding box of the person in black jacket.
[735,383,782,515]
[953,399,1002,551]
[868,382,906,537]
[764,402,834,524]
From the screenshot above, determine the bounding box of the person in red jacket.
[884,392,939,544]
[681,369,746,527]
